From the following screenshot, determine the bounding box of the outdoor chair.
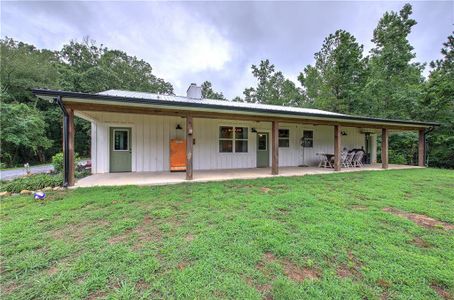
[352,151,364,167]
[343,152,355,168]
[318,153,332,168]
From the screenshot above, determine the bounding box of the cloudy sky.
[1,1,452,99]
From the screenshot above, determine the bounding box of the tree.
[298,30,367,114]
[242,59,304,106]
[201,81,225,99]
[418,33,454,168]
[59,38,174,94]
[0,38,60,105]
[0,102,52,166]
[363,3,424,119]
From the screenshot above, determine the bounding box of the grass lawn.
[1,168,453,299]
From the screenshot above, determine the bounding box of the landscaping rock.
[43,187,52,191]
[52,187,60,191]
[20,189,32,195]
[0,191,11,197]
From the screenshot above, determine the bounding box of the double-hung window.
[279,129,290,148]
[219,126,248,153]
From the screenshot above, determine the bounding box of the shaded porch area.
[75,164,422,188]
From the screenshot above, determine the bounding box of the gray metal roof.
[32,88,439,128]
[97,89,344,117]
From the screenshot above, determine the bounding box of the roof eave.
[32,88,440,128]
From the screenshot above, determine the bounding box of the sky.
[1,1,452,99]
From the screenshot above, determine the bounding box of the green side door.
[256,132,269,168]
[110,127,132,172]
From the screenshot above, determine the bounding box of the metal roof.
[97,89,344,117]
[32,88,439,128]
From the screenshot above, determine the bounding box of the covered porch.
[75,164,422,188]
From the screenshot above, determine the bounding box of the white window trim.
[112,128,130,152]
[218,125,249,154]
[278,128,290,148]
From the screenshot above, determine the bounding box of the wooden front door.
[110,127,132,172]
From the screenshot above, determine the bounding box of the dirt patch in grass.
[2,282,19,295]
[350,205,369,211]
[177,261,189,271]
[431,284,453,300]
[257,252,319,283]
[245,277,272,300]
[108,229,133,245]
[260,187,272,193]
[185,234,194,242]
[282,259,319,282]
[383,208,454,230]
[87,290,107,300]
[135,279,150,292]
[411,237,431,248]
[336,251,363,279]
[47,266,58,275]
[52,220,111,242]
[108,216,162,249]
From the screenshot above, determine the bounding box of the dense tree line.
[1,4,452,168]
[233,4,453,168]
[1,38,173,167]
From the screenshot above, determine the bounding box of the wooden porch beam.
[418,129,425,167]
[334,125,341,171]
[271,121,279,175]
[186,115,193,180]
[381,128,388,169]
[64,102,427,131]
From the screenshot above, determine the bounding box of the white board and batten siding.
[83,111,373,174]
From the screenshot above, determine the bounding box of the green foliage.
[363,3,424,119]
[0,102,52,166]
[0,173,62,193]
[298,30,366,114]
[0,37,174,167]
[51,152,80,174]
[418,33,454,168]
[241,59,306,106]
[201,81,225,99]
[1,169,453,298]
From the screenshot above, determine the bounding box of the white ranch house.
[33,84,437,187]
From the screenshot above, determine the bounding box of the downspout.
[54,96,70,187]
[424,126,435,167]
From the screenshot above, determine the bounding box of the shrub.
[0,174,63,193]
[52,152,79,174]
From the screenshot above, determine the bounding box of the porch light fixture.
[176,124,183,130]
[251,128,257,133]
[341,131,348,136]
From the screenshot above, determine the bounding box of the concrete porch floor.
[74,164,422,188]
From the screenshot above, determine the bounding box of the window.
[258,133,267,151]
[219,126,248,153]
[279,129,290,148]
[302,130,313,148]
[113,129,129,151]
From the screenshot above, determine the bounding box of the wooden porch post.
[186,115,193,180]
[271,121,279,175]
[418,129,425,167]
[334,125,341,171]
[67,108,75,186]
[381,128,388,169]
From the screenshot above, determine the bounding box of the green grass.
[1,168,453,299]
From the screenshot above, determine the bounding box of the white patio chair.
[342,152,354,168]
[353,151,364,167]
